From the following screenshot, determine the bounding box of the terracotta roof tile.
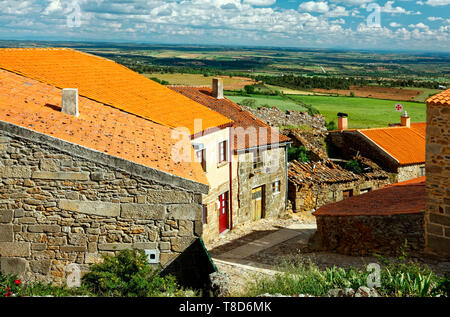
[358,125,425,165]
[0,48,232,135]
[0,69,208,185]
[169,86,291,151]
[426,89,450,106]
[314,176,425,216]
[288,160,359,185]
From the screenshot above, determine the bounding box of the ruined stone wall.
[236,147,287,223]
[289,179,390,214]
[425,100,450,258]
[314,213,424,256]
[0,129,204,284]
[397,164,425,183]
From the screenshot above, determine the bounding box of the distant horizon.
[1,1,449,53]
[1,38,449,56]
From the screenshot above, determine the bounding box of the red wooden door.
[218,192,229,234]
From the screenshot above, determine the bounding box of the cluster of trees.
[255,75,369,90]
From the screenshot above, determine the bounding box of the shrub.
[239,98,257,108]
[0,273,23,297]
[288,146,310,163]
[345,159,362,174]
[326,121,337,131]
[81,249,184,297]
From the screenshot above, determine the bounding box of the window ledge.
[217,161,228,169]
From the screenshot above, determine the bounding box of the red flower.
[6,287,9,291]
[14,279,21,285]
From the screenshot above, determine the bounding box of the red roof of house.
[0,48,232,135]
[169,86,291,151]
[427,89,450,106]
[0,69,208,185]
[314,176,425,216]
[358,124,426,165]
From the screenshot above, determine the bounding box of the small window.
[202,205,208,224]
[420,166,426,177]
[196,149,206,172]
[360,188,372,194]
[272,181,281,194]
[342,189,353,199]
[253,150,264,169]
[218,141,227,164]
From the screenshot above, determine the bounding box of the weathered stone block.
[133,242,158,250]
[28,225,61,233]
[60,245,87,252]
[0,257,27,275]
[0,210,13,223]
[170,236,195,252]
[427,234,450,254]
[0,166,32,178]
[31,243,46,251]
[121,204,166,220]
[429,213,450,227]
[40,159,59,171]
[0,225,13,242]
[178,220,194,237]
[147,190,192,204]
[32,171,90,181]
[97,243,133,251]
[58,199,120,217]
[159,241,171,251]
[14,209,24,218]
[30,259,51,274]
[85,253,103,264]
[18,217,37,224]
[167,204,201,221]
[0,242,30,257]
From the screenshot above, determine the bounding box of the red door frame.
[218,192,229,234]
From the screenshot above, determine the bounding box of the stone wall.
[313,213,424,256]
[236,147,287,223]
[397,164,425,183]
[241,106,327,132]
[289,178,390,214]
[0,125,206,284]
[425,99,450,258]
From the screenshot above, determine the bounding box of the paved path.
[214,223,317,261]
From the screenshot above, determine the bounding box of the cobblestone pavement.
[208,214,450,295]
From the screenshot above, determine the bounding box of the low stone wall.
[313,213,424,256]
[289,179,390,214]
[0,127,205,284]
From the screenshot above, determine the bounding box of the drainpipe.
[228,128,233,230]
[285,144,289,210]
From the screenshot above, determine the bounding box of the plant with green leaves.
[82,249,188,297]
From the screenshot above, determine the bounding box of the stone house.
[170,81,292,242]
[424,89,450,258]
[0,48,236,283]
[288,159,390,214]
[312,177,426,256]
[327,114,426,182]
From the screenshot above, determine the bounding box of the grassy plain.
[144,73,255,89]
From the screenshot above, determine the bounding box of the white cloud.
[389,22,402,27]
[298,1,329,13]
[409,22,429,29]
[422,0,450,6]
[243,0,276,6]
[427,16,443,21]
[381,1,421,15]
[326,6,349,17]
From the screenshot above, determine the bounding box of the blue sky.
[0,0,449,51]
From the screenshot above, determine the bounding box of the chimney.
[62,88,79,117]
[337,112,348,131]
[212,78,224,99]
[401,111,410,128]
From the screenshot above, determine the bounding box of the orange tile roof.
[427,89,450,106]
[358,125,425,165]
[314,176,425,216]
[0,48,232,135]
[0,69,208,185]
[169,86,291,151]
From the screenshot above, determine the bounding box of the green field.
[226,93,426,129]
[226,94,305,110]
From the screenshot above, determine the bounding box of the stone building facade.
[289,160,390,214]
[327,121,426,183]
[424,90,450,258]
[0,122,207,284]
[311,177,426,256]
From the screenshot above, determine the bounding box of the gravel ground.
[208,214,450,295]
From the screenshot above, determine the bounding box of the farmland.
[226,93,426,129]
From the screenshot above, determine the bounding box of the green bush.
[81,249,185,297]
[345,159,362,174]
[326,121,337,131]
[239,98,257,108]
[288,146,310,163]
[0,273,24,297]
[243,255,447,297]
